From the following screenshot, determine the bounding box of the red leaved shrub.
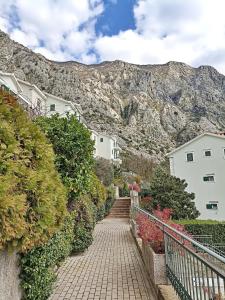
[128,183,141,193]
[136,207,191,254]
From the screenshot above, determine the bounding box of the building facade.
[167,133,225,220]
[17,79,46,115]
[91,132,122,164]
[44,92,82,120]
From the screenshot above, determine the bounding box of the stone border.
[130,224,179,300]
[0,250,22,300]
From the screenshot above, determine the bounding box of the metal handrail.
[134,206,225,264]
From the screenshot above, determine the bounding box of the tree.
[148,167,200,220]
[36,114,95,207]
[0,90,67,251]
[121,151,155,181]
[94,157,114,186]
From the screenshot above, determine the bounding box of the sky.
[1,0,225,74]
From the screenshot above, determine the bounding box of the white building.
[92,132,122,164]
[91,130,99,157]
[167,133,225,220]
[17,79,47,115]
[0,71,22,94]
[44,92,82,120]
[0,72,35,112]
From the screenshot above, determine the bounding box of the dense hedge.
[0,91,67,252]
[20,215,74,300]
[104,186,116,216]
[177,219,225,243]
[0,98,114,299]
[72,195,95,253]
[35,115,94,205]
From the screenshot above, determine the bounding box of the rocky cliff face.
[1,30,225,160]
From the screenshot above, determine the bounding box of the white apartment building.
[44,92,82,120]
[0,72,34,110]
[92,132,122,164]
[0,71,22,94]
[17,79,47,115]
[167,133,225,220]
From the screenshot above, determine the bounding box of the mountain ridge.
[1,29,225,160]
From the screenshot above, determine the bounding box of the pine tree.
[149,167,200,220]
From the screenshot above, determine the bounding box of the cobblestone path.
[50,218,157,300]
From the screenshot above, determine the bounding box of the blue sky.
[1,0,225,74]
[96,0,136,36]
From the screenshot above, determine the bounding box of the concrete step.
[108,213,130,216]
[107,215,129,218]
[107,197,131,218]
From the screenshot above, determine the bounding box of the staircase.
[107,197,131,218]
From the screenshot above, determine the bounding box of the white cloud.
[1,0,104,63]
[1,0,225,74]
[95,0,225,74]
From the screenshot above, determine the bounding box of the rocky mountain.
[1,30,225,160]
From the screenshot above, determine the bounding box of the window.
[203,175,215,182]
[50,104,55,111]
[204,150,211,157]
[37,99,41,110]
[206,203,218,210]
[100,138,103,142]
[186,152,194,162]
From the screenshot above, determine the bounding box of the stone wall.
[0,250,22,300]
[142,240,168,285]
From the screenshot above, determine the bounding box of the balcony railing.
[133,206,225,300]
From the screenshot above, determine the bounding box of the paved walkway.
[50,219,157,300]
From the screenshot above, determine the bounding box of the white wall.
[0,74,20,94]
[168,135,225,220]
[96,134,114,160]
[18,81,46,113]
[94,134,121,163]
[91,131,98,157]
[45,94,75,117]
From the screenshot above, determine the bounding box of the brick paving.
[49,218,157,300]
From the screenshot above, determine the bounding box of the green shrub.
[89,173,107,208]
[0,90,67,252]
[20,215,74,300]
[72,223,93,253]
[177,219,225,243]
[104,186,116,216]
[35,115,94,206]
[72,195,95,253]
[96,205,105,221]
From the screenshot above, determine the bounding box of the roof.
[166,132,225,156]
[0,71,22,93]
[17,79,47,100]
